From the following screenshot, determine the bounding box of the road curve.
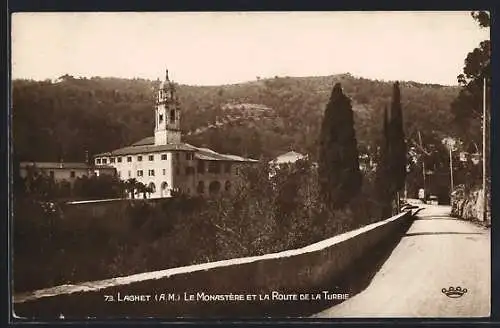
[314,205,490,318]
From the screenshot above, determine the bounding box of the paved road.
[314,205,490,318]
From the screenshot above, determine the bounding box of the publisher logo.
[441,286,467,298]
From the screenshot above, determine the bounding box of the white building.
[269,151,307,165]
[94,69,258,199]
[19,162,116,186]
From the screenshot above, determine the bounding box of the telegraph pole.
[418,131,426,193]
[449,144,454,193]
[482,76,487,222]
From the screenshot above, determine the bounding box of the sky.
[11,11,489,86]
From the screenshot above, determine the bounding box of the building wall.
[19,167,89,185]
[19,166,115,186]
[95,153,254,199]
[96,152,175,199]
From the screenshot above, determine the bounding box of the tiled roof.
[132,136,155,146]
[270,151,306,164]
[95,143,196,156]
[95,138,258,162]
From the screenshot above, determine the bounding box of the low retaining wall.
[13,211,414,319]
[451,185,491,224]
[60,197,199,221]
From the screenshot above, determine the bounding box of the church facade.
[93,70,258,199]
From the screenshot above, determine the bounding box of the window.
[102,158,107,164]
[149,155,154,161]
[49,171,54,179]
[159,114,164,124]
[137,170,143,177]
[197,181,205,194]
[224,162,231,174]
[163,169,166,175]
[170,109,176,123]
[110,157,116,163]
[235,167,240,176]
[128,170,131,177]
[161,154,168,160]
[209,181,221,195]
[148,182,156,193]
[118,171,121,177]
[137,155,143,162]
[117,157,122,163]
[148,169,155,176]
[127,156,132,162]
[96,158,101,164]
[225,181,231,191]
[185,166,195,175]
[186,152,194,160]
[197,160,205,174]
[70,171,76,178]
[208,161,221,174]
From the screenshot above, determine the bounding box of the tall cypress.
[375,82,407,216]
[318,83,362,210]
[375,106,392,216]
[389,82,407,194]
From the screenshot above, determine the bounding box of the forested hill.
[12,74,459,162]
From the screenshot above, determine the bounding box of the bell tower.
[154,68,181,145]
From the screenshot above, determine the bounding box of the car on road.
[428,195,439,205]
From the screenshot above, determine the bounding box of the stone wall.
[13,211,414,319]
[451,184,491,225]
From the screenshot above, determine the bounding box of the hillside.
[12,74,460,162]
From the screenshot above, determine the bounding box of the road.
[314,204,490,318]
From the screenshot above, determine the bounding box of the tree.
[124,178,139,199]
[451,11,490,145]
[376,82,407,215]
[318,83,362,210]
[388,82,407,195]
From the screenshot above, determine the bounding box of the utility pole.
[418,131,426,194]
[482,76,487,222]
[449,144,454,193]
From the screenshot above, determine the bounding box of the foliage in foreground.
[13,159,385,293]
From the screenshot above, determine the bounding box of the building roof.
[95,137,258,162]
[19,162,115,170]
[132,136,155,146]
[270,151,306,164]
[95,142,196,157]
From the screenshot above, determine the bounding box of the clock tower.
[154,69,181,145]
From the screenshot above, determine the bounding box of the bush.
[13,159,387,292]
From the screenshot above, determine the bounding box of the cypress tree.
[389,81,407,194]
[375,82,407,216]
[375,105,392,216]
[318,83,362,210]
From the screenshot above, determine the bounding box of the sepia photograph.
[10,11,491,320]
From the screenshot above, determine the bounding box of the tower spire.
[165,68,169,81]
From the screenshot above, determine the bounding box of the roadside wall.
[451,184,491,224]
[13,211,414,319]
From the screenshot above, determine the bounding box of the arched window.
[161,182,168,190]
[209,181,221,195]
[148,182,156,193]
[225,181,231,192]
[197,181,205,194]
